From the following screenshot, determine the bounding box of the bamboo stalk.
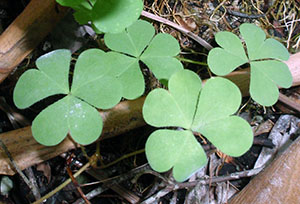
[0,0,69,82]
[229,135,300,204]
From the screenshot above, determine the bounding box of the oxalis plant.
[142,23,292,181]
[208,23,292,106]
[143,70,253,182]
[13,17,292,182]
[13,20,181,146]
[13,49,123,145]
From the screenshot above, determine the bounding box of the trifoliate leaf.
[92,0,143,33]
[105,20,183,99]
[145,130,207,182]
[13,49,70,109]
[32,95,102,146]
[14,49,123,146]
[208,23,292,106]
[143,70,253,181]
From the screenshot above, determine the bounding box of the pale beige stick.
[229,135,300,204]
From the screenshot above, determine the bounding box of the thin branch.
[0,139,40,200]
[141,10,213,50]
[141,166,264,204]
[278,93,300,113]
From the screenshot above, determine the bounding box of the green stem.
[100,149,145,169]
[176,57,207,66]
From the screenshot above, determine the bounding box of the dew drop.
[75,103,81,108]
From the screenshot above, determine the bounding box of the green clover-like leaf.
[104,20,183,99]
[92,0,143,33]
[56,0,143,33]
[32,95,102,145]
[191,77,253,156]
[143,70,253,181]
[71,49,122,109]
[56,0,96,24]
[145,130,207,182]
[14,49,122,146]
[13,50,70,109]
[207,23,292,106]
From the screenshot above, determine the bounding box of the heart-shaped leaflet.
[143,69,253,181]
[207,23,292,106]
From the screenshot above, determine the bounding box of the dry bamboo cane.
[229,135,300,204]
[0,0,69,82]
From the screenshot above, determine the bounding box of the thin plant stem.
[32,162,91,204]
[176,57,208,66]
[99,149,145,169]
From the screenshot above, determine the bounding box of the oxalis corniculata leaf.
[208,23,293,106]
[104,19,183,99]
[143,69,253,182]
[13,49,122,146]
[56,0,143,34]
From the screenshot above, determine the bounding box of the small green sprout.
[208,23,292,106]
[143,69,253,182]
[13,49,123,146]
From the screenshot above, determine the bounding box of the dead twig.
[212,0,265,19]
[0,138,40,200]
[278,93,300,113]
[74,164,151,204]
[141,10,213,50]
[141,166,264,204]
